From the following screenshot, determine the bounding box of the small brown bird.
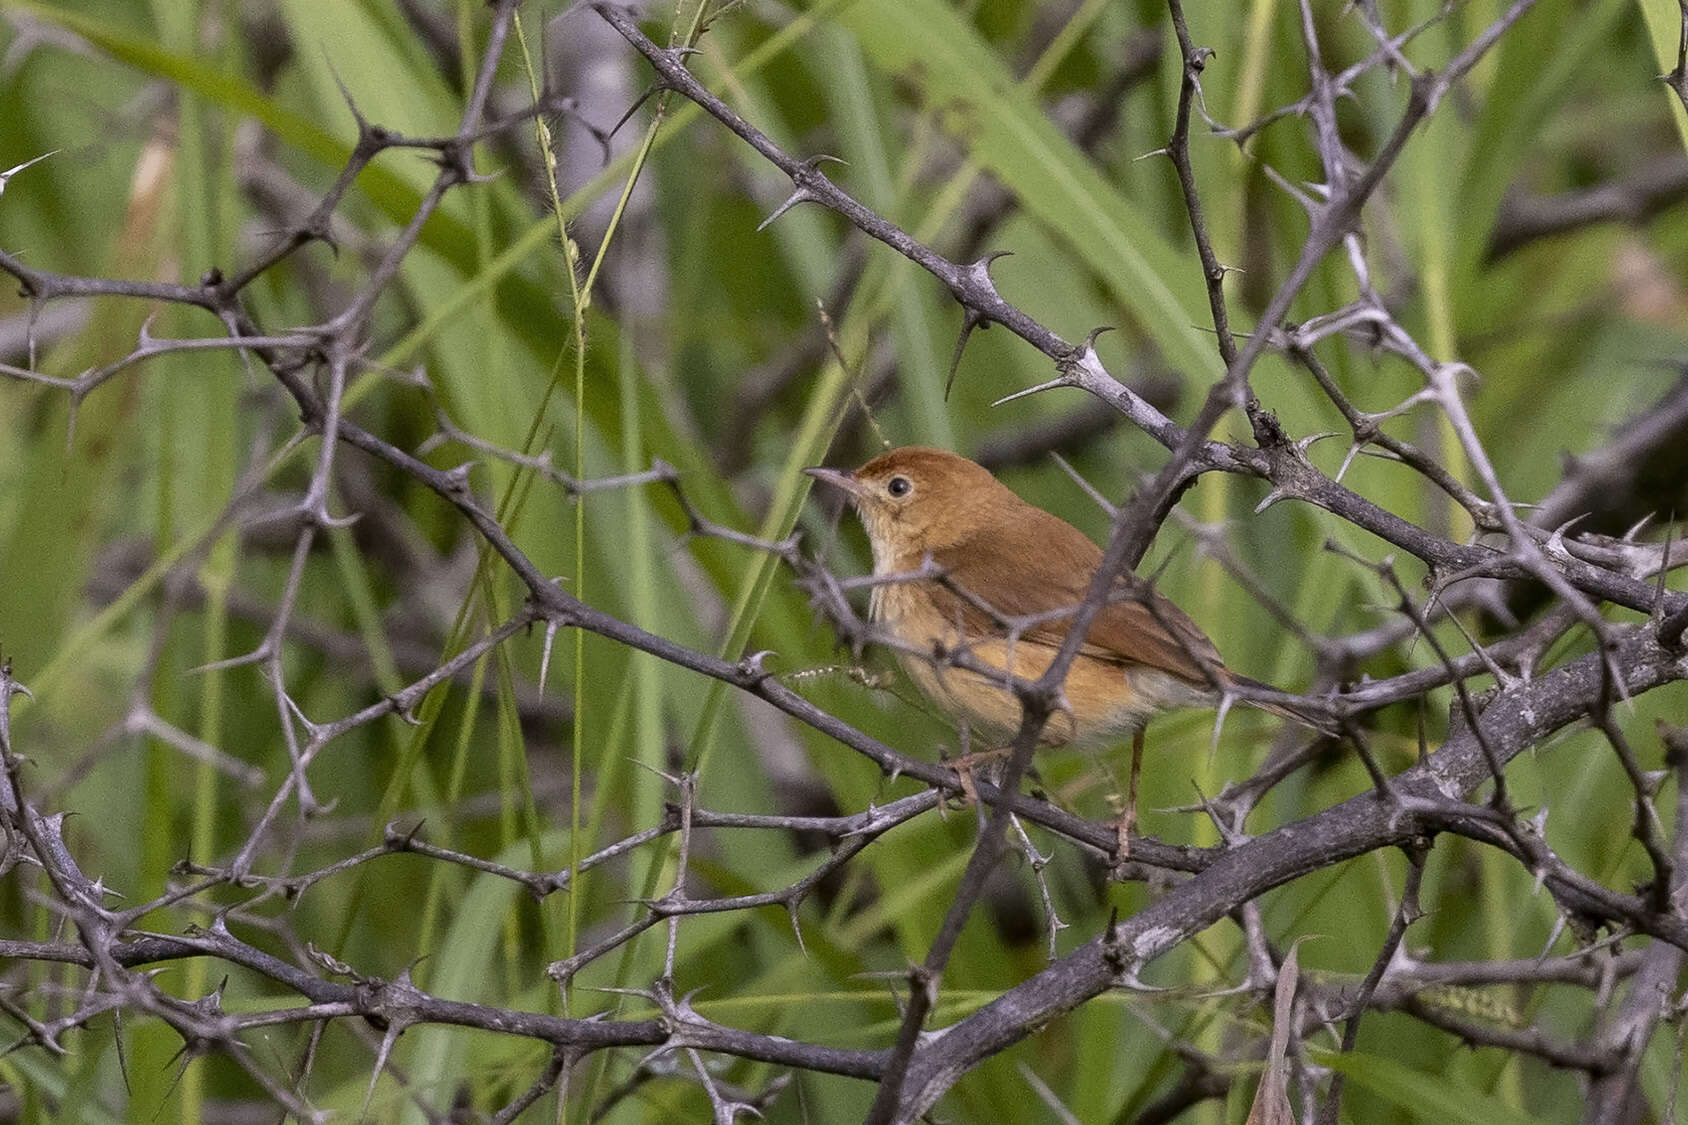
[805,447,1321,846]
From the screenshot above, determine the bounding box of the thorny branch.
[2,0,1687,1121]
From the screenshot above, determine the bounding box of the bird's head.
[804,446,1013,568]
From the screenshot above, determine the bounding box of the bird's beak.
[803,466,865,500]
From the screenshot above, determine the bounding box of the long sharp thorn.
[991,377,1067,408]
[0,150,60,196]
[756,188,815,233]
[945,312,984,401]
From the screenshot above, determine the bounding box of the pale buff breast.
[871,578,1208,746]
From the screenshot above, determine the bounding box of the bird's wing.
[928,507,1224,687]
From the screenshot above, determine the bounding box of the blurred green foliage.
[1,0,1686,1121]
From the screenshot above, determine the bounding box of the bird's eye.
[887,476,912,498]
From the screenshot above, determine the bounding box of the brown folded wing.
[927,505,1224,688]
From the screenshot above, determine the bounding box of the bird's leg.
[1115,726,1147,865]
[954,754,981,808]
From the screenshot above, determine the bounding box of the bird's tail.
[1226,673,1341,737]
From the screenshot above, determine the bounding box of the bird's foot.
[947,746,1014,806]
